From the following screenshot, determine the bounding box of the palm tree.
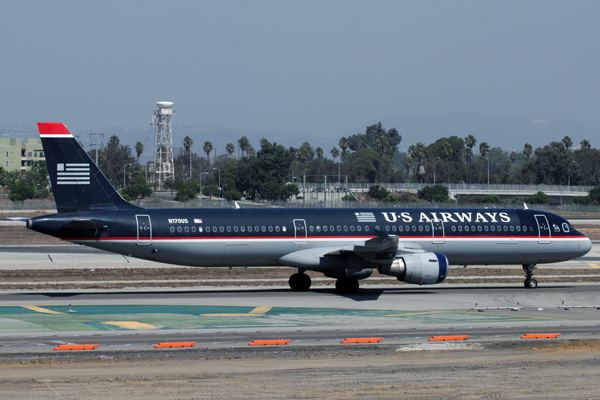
[580,139,591,149]
[442,141,453,183]
[203,141,213,166]
[464,134,477,183]
[225,143,235,158]
[479,142,490,184]
[183,136,193,179]
[403,156,413,179]
[134,141,144,163]
[523,143,533,159]
[562,136,573,150]
[315,147,324,159]
[339,137,349,160]
[237,136,250,158]
[409,142,428,182]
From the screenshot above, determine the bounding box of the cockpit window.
[562,222,572,233]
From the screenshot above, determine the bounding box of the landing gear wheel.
[335,277,359,294]
[524,278,538,289]
[522,264,538,289]
[289,273,311,291]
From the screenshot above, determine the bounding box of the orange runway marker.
[248,339,291,346]
[521,333,561,339]
[341,337,383,344]
[428,335,469,342]
[154,341,197,348]
[54,344,99,350]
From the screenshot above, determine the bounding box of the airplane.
[26,122,592,294]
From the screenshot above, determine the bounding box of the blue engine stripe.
[435,252,448,283]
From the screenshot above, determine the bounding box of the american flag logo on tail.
[56,163,90,185]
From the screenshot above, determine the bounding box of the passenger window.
[227,226,231,232]
[425,225,430,232]
[170,227,175,233]
[184,226,189,233]
[337,226,341,232]
[375,225,380,231]
[471,226,475,232]
[199,227,203,233]
[330,226,334,232]
[490,226,495,232]
[458,226,463,232]
[465,226,469,232]
[357,226,362,232]
[262,226,266,232]
[282,226,287,232]
[177,226,182,233]
[275,226,280,232]
[385,226,390,232]
[405,225,409,232]
[316,226,321,232]
[192,226,197,233]
[451,226,456,232]
[350,226,355,232]
[309,226,314,232]
[364,225,369,232]
[411,226,416,232]
[234,226,238,232]
[477,226,482,232]
[418,226,423,232]
[248,226,252,232]
[344,226,348,232]
[323,226,328,232]
[510,226,514,232]
[240,226,245,232]
[484,225,488,232]
[269,226,273,232]
[398,226,403,232]
[220,226,225,233]
[255,226,259,232]
[391,226,397,232]
[503,226,508,232]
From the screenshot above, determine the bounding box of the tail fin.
[38,122,139,213]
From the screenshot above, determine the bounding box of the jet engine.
[378,252,448,285]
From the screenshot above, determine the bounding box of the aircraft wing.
[278,230,423,270]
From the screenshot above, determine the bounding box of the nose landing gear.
[523,264,538,289]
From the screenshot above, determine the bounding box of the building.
[0,138,45,171]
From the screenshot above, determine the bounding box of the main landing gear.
[335,277,359,294]
[289,270,311,291]
[523,264,538,289]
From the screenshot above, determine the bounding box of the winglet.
[37,123,73,137]
[235,201,241,209]
[523,203,529,210]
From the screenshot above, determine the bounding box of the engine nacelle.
[379,252,448,285]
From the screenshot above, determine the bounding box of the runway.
[1,284,599,354]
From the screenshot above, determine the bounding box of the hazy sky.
[2,1,599,138]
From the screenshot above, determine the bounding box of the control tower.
[151,101,175,187]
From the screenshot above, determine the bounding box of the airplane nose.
[581,237,592,255]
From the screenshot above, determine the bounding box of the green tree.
[183,136,194,179]
[580,139,591,149]
[374,136,389,183]
[8,179,36,205]
[122,172,153,200]
[368,185,389,201]
[589,186,600,203]
[417,184,450,205]
[442,141,453,183]
[90,135,135,188]
[562,136,573,150]
[174,178,201,201]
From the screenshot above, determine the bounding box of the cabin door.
[534,214,551,244]
[293,219,307,244]
[431,221,445,244]
[136,215,152,245]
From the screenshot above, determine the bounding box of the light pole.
[123,163,133,188]
[212,167,221,198]
[484,157,490,187]
[144,135,152,182]
[568,160,576,191]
